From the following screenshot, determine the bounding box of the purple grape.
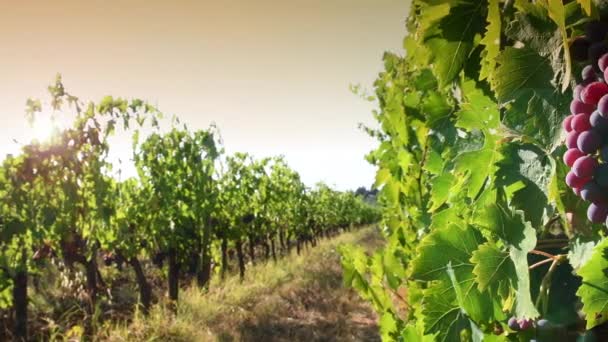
[577,130,601,154]
[598,94,608,117]
[573,155,599,178]
[571,99,595,115]
[507,316,520,331]
[570,36,591,62]
[566,131,580,149]
[590,111,608,133]
[582,65,597,82]
[588,203,608,223]
[581,182,607,203]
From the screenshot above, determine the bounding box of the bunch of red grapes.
[564,21,608,226]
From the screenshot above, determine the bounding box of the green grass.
[97,226,382,342]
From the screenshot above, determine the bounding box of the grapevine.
[340,1,608,341]
[0,76,380,340]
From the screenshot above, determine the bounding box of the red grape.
[572,113,591,132]
[573,155,599,178]
[566,170,590,188]
[563,115,574,132]
[566,131,580,149]
[588,202,608,223]
[581,82,608,105]
[574,84,584,101]
[574,187,582,196]
[564,148,585,167]
[600,53,608,72]
[518,319,533,330]
[577,130,602,154]
[571,99,595,115]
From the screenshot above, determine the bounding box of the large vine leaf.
[470,243,513,292]
[577,238,608,329]
[452,137,502,199]
[456,79,500,132]
[498,9,570,150]
[412,224,496,326]
[492,47,554,104]
[423,1,486,86]
[420,280,470,342]
[411,224,483,281]
[496,144,554,227]
[474,203,540,318]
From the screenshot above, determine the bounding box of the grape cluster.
[564,21,608,227]
[507,317,569,339]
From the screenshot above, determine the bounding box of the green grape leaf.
[496,144,553,227]
[470,243,513,292]
[479,0,501,82]
[475,203,539,318]
[429,173,455,212]
[420,279,471,342]
[577,238,608,329]
[401,323,435,342]
[456,79,500,132]
[412,223,496,325]
[411,223,483,281]
[509,219,540,319]
[492,47,554,104]
[569,238,597,272]
[541,0,571,91]
[424,1,486,86]
[452,137,502,199]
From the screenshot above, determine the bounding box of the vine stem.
[529,249,556,259]
[389,287,411,310]
[528,258,554,270]
[534,254,566,315]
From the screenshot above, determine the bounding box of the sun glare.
[29,114,60,143]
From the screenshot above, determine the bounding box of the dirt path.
[208,227,383,342]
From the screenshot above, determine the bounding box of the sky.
[0,0,410,191]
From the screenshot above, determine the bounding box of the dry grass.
[98,226,383,342]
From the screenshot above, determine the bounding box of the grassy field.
[97,226,383,341]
